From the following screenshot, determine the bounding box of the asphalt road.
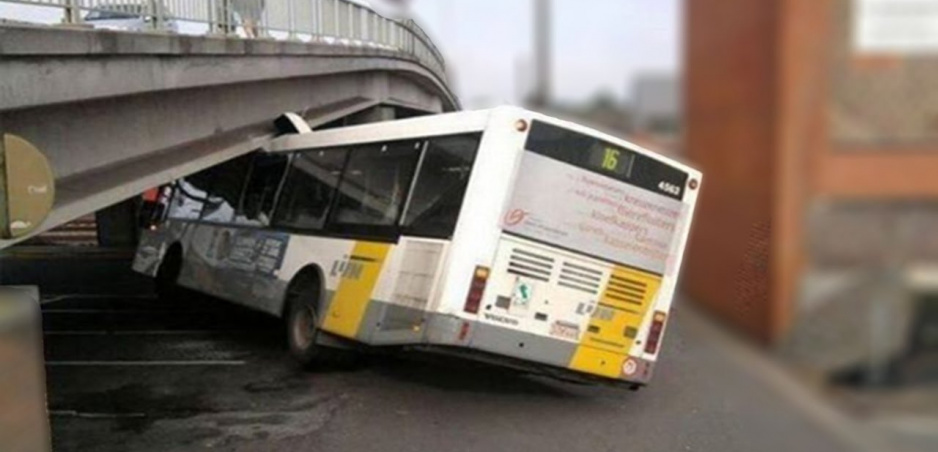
[42,291,859,452]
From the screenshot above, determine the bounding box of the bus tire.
[285,278,325,368]
[155,244,183,302]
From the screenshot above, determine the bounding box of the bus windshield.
[503,121,690,276]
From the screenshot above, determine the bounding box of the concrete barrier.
[0,286,50,452]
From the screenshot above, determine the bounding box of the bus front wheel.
[285,280,324,367]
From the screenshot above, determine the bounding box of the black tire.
[155,245,182,302]
[285,278,325,368]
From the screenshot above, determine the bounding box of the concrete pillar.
[531,0,552,107]
[95,198,140,248]
[0,286,51,452]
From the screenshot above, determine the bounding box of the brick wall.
[683,0,779,341]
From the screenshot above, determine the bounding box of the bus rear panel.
[442,117,699,386]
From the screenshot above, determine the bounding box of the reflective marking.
[43,330,264,336]
[42,309,222,314]
[622,358,638,376]
[46,360,246,366]
[41,294,156,305]
[49,410,146,419]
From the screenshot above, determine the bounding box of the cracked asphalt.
[43,292,859,452]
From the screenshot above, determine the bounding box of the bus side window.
[236,153,289,226]
[330,140,422,229]
[201,154,253,224]
[272,148,347,231]
[167,168,214,220]
[402,134,482,238]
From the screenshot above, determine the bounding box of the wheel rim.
[292,303,318,351]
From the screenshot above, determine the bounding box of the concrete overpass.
[0,22,457,248]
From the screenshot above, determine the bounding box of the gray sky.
[411,0,681,108]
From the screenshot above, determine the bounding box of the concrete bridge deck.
[0,24,457,248]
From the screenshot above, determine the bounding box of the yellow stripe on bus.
[569,347,627,379]
[321,241,392,339]
[569,266,662,378]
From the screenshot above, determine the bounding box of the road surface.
[43,292,857,452]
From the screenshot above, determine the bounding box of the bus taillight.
[463,266,490,314]
[644,312,668,355]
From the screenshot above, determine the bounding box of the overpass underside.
[0,25,458,249]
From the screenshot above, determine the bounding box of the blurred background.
[411,0,680,146]
[418,0,938,435]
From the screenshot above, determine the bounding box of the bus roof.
[268,106,700,179]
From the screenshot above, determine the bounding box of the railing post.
[63,0,82,25]
[288,0,297,40]
[213,0,233,36]
[348,1,354,40]
[207,0,216,35]
[148,0,163,31]
[363,8,369,42]
[334,0,340,39]
[260,0,269,38]
[312,0,320,39]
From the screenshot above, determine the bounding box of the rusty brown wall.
[683,0,780,341]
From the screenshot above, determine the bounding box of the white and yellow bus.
[133,106,701,387]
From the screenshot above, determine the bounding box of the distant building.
[630,74,681,142]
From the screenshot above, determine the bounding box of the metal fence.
[0,0,446,80]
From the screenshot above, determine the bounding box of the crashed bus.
[133,106,701,387]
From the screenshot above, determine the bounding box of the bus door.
[366,238,448,345]
[364,134,480,345]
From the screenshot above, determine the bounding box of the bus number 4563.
[658,181,681,196]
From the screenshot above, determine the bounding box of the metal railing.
[0,0,446,81]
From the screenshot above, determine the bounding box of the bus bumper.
[423,314,656,386]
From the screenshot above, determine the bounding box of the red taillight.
[463,266,490,314]
[457,321,471,341]
[644,312,668,355]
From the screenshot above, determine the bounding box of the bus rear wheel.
[285,280,324,367]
